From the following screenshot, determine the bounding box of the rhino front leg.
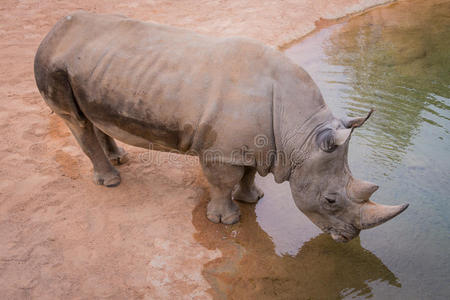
[232,166,264,203]
[94,127,129,166]
[200,161,244,225]
[62,116,121,187]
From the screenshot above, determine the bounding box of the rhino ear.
[335,128,352,145]
[317,128,352,152]
[317,129,336,152]
[343,108,375,128]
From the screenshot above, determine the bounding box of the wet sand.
[0,0,393,298]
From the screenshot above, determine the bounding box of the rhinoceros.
[34,11,408,242]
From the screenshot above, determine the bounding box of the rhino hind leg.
[94,127,129,166]
[37,68,121,187]
[200,161,244,225]
[62,116,121,187]
[232,166,264,203]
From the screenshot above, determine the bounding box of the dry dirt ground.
[1,0,390,299]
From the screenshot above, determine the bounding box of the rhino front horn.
[359,201,409,229]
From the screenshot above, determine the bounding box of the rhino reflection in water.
[193,204,401,299]
[34,11,408,242]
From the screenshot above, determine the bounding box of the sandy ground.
[0,0,391,299]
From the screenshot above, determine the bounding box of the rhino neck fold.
[271,82,333,183]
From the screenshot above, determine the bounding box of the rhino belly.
[92,120,151,149]
[89,113,184,153]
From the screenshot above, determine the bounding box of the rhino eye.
[316,129,337,153]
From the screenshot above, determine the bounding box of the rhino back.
[39,11,282,169]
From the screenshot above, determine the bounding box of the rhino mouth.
[325,225,360,243]
[330,232,352,242]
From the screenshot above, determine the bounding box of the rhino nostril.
[325,197,336,204]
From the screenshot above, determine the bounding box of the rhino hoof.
[233,185,264,203]
[94,170,121,187]
[207,212,240,225]
[108,147,129,166]
[206,200,240,225]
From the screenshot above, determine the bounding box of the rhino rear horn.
[343,108,375,128]
[359,201,409,229]
[349,178,379,201]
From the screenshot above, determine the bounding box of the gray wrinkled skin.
[34,11,408,242]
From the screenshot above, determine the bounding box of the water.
[195,0,450,298]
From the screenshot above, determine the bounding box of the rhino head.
[287,109,408,242]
